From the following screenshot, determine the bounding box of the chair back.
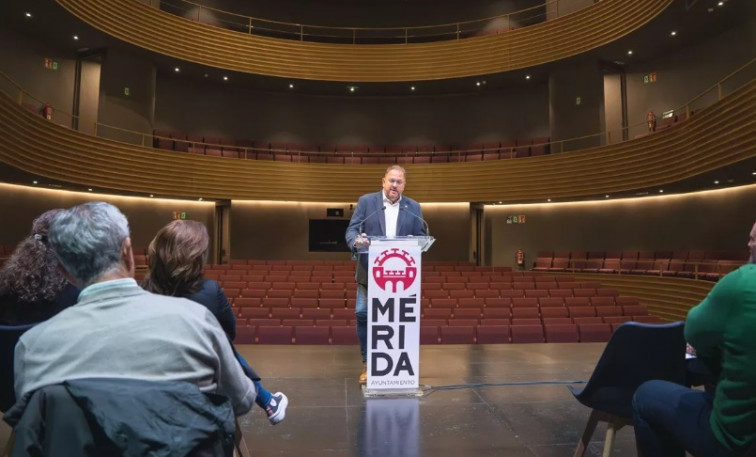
[0,323,36,411]
[570,321,686,418]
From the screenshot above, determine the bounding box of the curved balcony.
[56,0,672,82]
[0,76,753,203]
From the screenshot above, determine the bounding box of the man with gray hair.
[13,202,256,416]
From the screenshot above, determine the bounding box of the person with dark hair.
[142,219,288,425]
[0,209,78,325]
[345,165,427,384]
[13,202,256,417]
[631,221,756,456]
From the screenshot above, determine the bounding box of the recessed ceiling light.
[198,197,203,201]
[713,180,719,184]
[525,75,531,80]
[547,198,551,202]
[670,31,677,36]
[33,180,38,184]
[410,86,415,91]
[174,67,180,72]
[73,35,79,40]
[348,86,357,92]
[25,12,32,18]
[203,73,209,78]
[88,188,92,192]
[288,83,294,89]
[605,194,610,198]
[150,194,154,198]
[751,171,756,175]
[627,50,633,56]
[476,81,481,87]
[498,201,502,204]
[717,1,724,6]
[222,76,228,81]
[659,189,664,193]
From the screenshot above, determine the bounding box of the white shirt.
[383,191,402,237]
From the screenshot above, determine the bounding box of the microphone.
[358,205,386,236]
[400,205,430,237]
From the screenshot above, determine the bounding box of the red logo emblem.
[372,248,417,292]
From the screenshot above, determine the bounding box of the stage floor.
[235,343,640,457]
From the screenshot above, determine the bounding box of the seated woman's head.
[142,220,209,296]
[0,209,68,303]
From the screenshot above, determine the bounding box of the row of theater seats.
[152,130,551,162]
[234,314,662,345]
[532,249,746,281]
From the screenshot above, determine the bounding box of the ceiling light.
[203,73,209,78]
[717,1,724,6]
[222,76,228,81]
[498,201,502,204]
[659,189,664,193]
[751,171,756,175]
[348,86,357,92]
[25,12,32,18]
[288,83,294,89]
[547,198,551,202]
[150,194,154,198]
[525,75,531,80]
[670,31,677,36]
[33,180,38,184]
[476,81,481,87]
[713,180,719,184]
[627,50,633,56]
[174,67,180,72]
[198,197,203,201]
[410,86,415,91]
[605,194,610,198]
[73,35,79,40]
[88,188,92,192]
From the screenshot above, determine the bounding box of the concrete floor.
[234,343,640,457]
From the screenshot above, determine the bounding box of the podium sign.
[366,239,422,394]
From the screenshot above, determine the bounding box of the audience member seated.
[12,202,256,419]
[0,209,79,325]
[142,219,288,425]
[631,221,756,456]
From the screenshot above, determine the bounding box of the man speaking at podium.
[346,165,427,385]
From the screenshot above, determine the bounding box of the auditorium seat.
[602,316,632,326]
[257,326,294,344]
[590,297,615,307]
[542,317,573,325]
[595,288,619,297]
[331,308,353,320]
[511,308,540,319]
[577,323,613,342]
[440,326,476,344]
[235,326,256,344]
[301,309,332,320]
[238,307,270,319]
[282,319,314,327]
[483,308,511,319]
[512,298,539,308]
[540,307,569,319]
[476,325,510,343]
[544,323,579,343]
[572,317,603,325]
[330,326,359,345]
[423,308,452,319]
[290,298,318,309]
[294,326,330,344]
[453,308,482,319]
[539,297,564,308]
[420,326,441,344]
[270,308,301,319]
[594,306,623,318]
[568,306,597,318]
[565,297,591,307]
[511,318,541,326]
[622,305,649,317]
[510,325,545,343]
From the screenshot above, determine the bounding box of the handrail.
[157,0,565,44]
[2,58,751,162]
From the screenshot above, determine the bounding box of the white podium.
[362,236,434,397]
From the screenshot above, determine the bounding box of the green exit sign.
[643,72,657,84]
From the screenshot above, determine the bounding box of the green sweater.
[686,264,756,452]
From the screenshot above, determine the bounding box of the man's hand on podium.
[354,233,370,249]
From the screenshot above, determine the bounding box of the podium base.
[362,386,424,398]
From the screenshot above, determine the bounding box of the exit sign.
[44,58,58,70]
[643,72,657,84]
[173,211,187,220]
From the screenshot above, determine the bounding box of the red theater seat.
[510,325,545,343]
[476,325,510,344]
[294,326,330,344]
[257,326,294,344]
[544,323,579,343]
[440,326,476,344]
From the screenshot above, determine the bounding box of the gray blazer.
[345,190,427,285]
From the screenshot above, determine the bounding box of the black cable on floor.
[420,379,588,396]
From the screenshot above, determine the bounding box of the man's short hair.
[385,165,406,177]
[49,202,130,286]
